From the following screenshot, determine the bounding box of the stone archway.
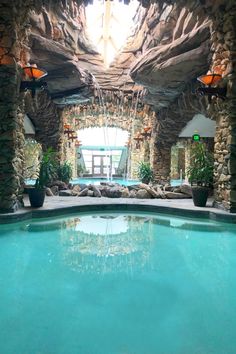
[63,92,156,179]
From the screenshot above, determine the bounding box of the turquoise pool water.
[70,177,140,186]
[1,212,236,354]
[25,178,183,186]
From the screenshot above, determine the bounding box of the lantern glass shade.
[197,73,222,86]
[22,66,48,80]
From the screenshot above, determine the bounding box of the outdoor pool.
[70,177,140,186]
[0,211,235,354]
[25,178,183,187]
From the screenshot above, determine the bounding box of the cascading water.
[82,74,146,182]
[93,82,112,180]
[125,88,145,180]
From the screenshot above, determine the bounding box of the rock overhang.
[27,0,218,110]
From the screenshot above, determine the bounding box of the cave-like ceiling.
[28,0,227,110]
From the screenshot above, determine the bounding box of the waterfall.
[93,82,112,180]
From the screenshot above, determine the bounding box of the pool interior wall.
[1,200,236,225]
[1,211,236,354]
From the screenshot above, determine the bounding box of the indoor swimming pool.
[0,211,235,354]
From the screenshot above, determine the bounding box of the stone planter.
[28,188,46,207]
[191,186,209,207]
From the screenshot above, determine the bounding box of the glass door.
[92,155,112,176]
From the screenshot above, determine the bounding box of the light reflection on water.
[1,213,236,354]
[60,215,154,274]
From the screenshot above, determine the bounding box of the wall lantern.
[68,133,78,142]
[196,73,226,103]
[192,133,200,142]
[141,126,152,139]
[20,66,48,98]
[134,132,143,149]
[64,124,75,136]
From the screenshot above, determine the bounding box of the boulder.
[45,187,54,196]
[163,185,174,191]
[106,187,122,198]
[180,184,192,196]
[78,183,88,191]
[72,185,81,193]
[50,185,59,196]
[91,185,102,197]
[49,180,68,190]
[139,183,159,198]
[155,186,166,198]
[165,192,192,199]
[121,188,130,198]
[78,188,89,197]
[59,190,73,196]
[136,189,152,199]
[129,190,137,198]
[127,184,140,191]
[71,185,81,196]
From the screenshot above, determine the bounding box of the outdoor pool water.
[25,178,184,187]
[70,177,140,186]
[1,212,236,354]
[70,178,184,186]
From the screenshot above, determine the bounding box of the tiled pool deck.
[1,194,236,224]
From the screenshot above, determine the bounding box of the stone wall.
[209,1,236,212]
[0,1,31,212]
[151,87,208,182]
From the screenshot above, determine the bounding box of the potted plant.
[28,148,57,207]
[137,161,154,184]
[57,161,73,184]
[187,142,214,207]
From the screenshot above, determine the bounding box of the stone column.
[152,142,171,184]
[143,140,150,163]
[130,142,145,179]
[0,1,30,212]
[210,2,236,212]
[0,66,25,212]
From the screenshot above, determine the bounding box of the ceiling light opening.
[85,0,139,68]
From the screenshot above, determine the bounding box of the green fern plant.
[137,161,154,184]
[57,161,73,184]
[35,148,57,189]
[187,143,213,187]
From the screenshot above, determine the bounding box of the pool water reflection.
[0,212,235,354]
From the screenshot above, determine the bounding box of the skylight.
[85,0,139,67]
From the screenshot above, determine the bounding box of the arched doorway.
[77,127,129,178]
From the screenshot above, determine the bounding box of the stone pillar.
[210,2,236,212]
[61,115,77,178]
[152,142,171,184]
[0,66,25,212]
[0,2,30,212]
[143,140,150,163]
[130,142,145,179]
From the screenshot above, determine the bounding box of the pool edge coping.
[1,201,236,224]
